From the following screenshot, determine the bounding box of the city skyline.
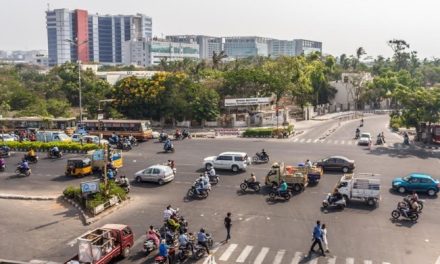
[1,0,440,59]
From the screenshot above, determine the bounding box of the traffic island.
[63,180,129,225]
[241,125,294,139]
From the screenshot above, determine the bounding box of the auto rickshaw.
[65,158,92,177]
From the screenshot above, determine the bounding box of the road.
[1,115,440,264]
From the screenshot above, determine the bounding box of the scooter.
[143,238,158,255]
[322,193,346,209]
[154,247,176,264]
[240,179,261,192]
[164,144,175,153]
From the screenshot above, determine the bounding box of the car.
[392,173,440,196]
[134,165,175,185]
[0,134,16,142]
[315,156,355,173]
[203,152,251,173]
[71,133,83,142]
[358,132,372,145]
[82,135,109,145]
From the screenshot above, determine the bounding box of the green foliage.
[243,125,294,137]
[63,186,81,199]
[3,141,98,151]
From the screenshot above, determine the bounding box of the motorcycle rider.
[117,175,130,190]
[163,205,177,221]
[260,149,268,159]
[26,148,36,161]
[381,132,386,143]
[182,129,190,139]
[206,165,216,177]
[164,138,172,151]
[0,157,5,170]
[175,129,182,139]
[19,159,30,172]
[376,133,383,144]
[146,225,160,248]
[278,180,288,194]
[158,239,169,259]
[178,230,192,253]
[403,132,409,144]
[107,169,115,180]
[197,228,210,255]
[330,188,343,204]
[248,172,257,183]
[305,159,313,168]
[195,178,205,195]
[50,146,60,157]
[355,128,360,139]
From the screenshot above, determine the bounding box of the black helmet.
[200,228,205,233]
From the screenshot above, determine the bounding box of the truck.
[336,173,380,207]
[66,224,134,264]
[265,162,308,192]
[289,163,323,184]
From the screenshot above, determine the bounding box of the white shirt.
[163,209,173,220]
[322,228,328,244]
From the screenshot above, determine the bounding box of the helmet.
[251,173,255,176]
[200,228,205,233]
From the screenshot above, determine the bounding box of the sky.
[1,0,440,59]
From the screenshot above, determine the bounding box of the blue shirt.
[159,243,168,257]
[312,225,322,240]
[198,232,207,242]
[280,182,288,192]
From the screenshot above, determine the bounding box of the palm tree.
[356,47,366,60]
[212,51,228,70]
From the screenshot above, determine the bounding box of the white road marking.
[253,247,269,264]
[219,243,238,261]
[327,256,337,264]
[306,139,312,143]
[347,141,352,145]
[326,140,332,144]
[300,139,305,143]
[333,140,338,144]
[293,138,299,142]
[346,257,355,264]
[236,245,253,262]
[435,256,440,264]
[364,260,373,264]
[290,252,302,264]
[273,249,286,264]
[340,140,345,144]
[313,139,319,143]
[382,262,391,264]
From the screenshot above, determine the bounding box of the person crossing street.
[309,220,325,257]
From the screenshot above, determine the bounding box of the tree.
[356,47,366,60]
[388,39,411,71]
[190,85,220,123]
[46,99,71,117]
[212,51,228,70]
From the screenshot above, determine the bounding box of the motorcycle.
[252,152,269,163]
[204,171,219,185]
[47,150,62,159]
[403,136,409,145]
[376,136,384,145]
[0,158,5,172]
[391,203,419,221]
[129,137,139,147]
[0,146,11,157]
[154,247,176,264]
[174,131,183,140]
[23,154,38,163]
[164,144,175,153]
[193,234,213,260]
[159,133,168,143]
[15,166,31,177]
[117,141,132,151]
[187,183,209,199]
[401,196,424,213]
[182,130,191,139]
[322,193,346,209]
[240,179,261,192]
[269,188,291,201]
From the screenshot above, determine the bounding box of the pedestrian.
[309,220,325,257]
[322,224,329,253]
[224,212,232,243]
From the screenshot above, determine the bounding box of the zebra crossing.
[206,243,395,264]
[290,137,404,148]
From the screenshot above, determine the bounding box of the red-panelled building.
[74,9,89,62]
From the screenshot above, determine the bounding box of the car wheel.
[342,167,349,173]
[398,186,406,194]
[158,179,164,185]
[122,246,130,258]
[427,189,437,196]
[367,198,376,207]
[135,176,142,183]
[293,184,302,192]
[231,165,239,173]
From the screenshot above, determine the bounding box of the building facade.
[46,8,152,66]
[268,39,295,57]
[223,37,269,58]
[294,39,322,55]
[165,35,223,59]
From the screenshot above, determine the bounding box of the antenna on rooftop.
[47,3,50,11]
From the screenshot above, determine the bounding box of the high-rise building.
[268,39,295,57]
[46,8,152,66]
[294,39,322,55]
[223,37,269,58]
[165,35,223,59]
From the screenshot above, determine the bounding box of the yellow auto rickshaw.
[65,158,92,177]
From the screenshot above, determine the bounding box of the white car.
[71,133,83,142]
[134,165,175,185]
[82,135,109,145]
[203,152,251,173]
[358,132,372,145]
[0,134,15,142]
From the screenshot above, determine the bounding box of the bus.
[0,117,76,135]
[80,119,153,141]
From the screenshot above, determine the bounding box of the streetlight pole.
[65,38,88,123]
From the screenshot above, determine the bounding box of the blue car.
[392,173,440,196]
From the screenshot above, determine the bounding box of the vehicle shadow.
[367,144,438,159]
[390,218,418,228]
[51,174,91,182]
[5,173,28,180]
[299,253,321,263]
[131,181,165,189]
[387,188,438,200]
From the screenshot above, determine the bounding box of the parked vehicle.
[134,165,175,185]
[335,173,380,206]
[82,135,109,145]
[71,133,83,142]
[315,156,355,173]
[203,152,251,173]
[392,173,440,196]
[15,166,31,177]
[358,132,372,146]
[65,158,92,177]
[36,131,71,142]
[391,204,419,221]
[0,134,15,142]
[322,193,346,209]
[66,224,134,264]
[265,162,308,192]
[240,179,261,192]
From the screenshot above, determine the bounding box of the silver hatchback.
[134,165,175,185]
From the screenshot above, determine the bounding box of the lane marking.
[300,139,305,143]
[347,141,353,145]
[273,249,286,264]
[219,243,238,261]
[435,256,440,264]
[236,245,253,262]
[364,261,373,264]
[293,138,299,142]
[346,257,355,264]
[327,256,337,264]
[306,139,312,143]
[313,139,319,143]
[290,252,302,264]
[253,247,269,264]
[333,140,339,144]
[340,140,345,145]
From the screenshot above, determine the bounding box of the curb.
[0,194,58,201]
[9,148,87,154]
[62,196,89,225]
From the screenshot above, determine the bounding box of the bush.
[2,141,99,152]
[63,185,81,199]
[86,193,107,210]
[390,115,402,132]
[243,128,273,137]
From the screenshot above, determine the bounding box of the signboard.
[80,179,100,195]
[97,114,104,120]
[92,149,105,161]
[224,97,272,107]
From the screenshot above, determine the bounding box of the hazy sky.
[1,0,439,59]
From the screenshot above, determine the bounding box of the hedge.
[243,125,294,137]
[1,141,99,152]
[390,115,403,132]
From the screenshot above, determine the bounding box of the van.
[36,131,71,142]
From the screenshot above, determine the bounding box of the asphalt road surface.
[1,115,440,264]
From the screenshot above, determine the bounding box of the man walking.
[224,212,232,243]
[309,220,325,257]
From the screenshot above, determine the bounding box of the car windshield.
[361,133,370,138]
[402,176,411,181]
